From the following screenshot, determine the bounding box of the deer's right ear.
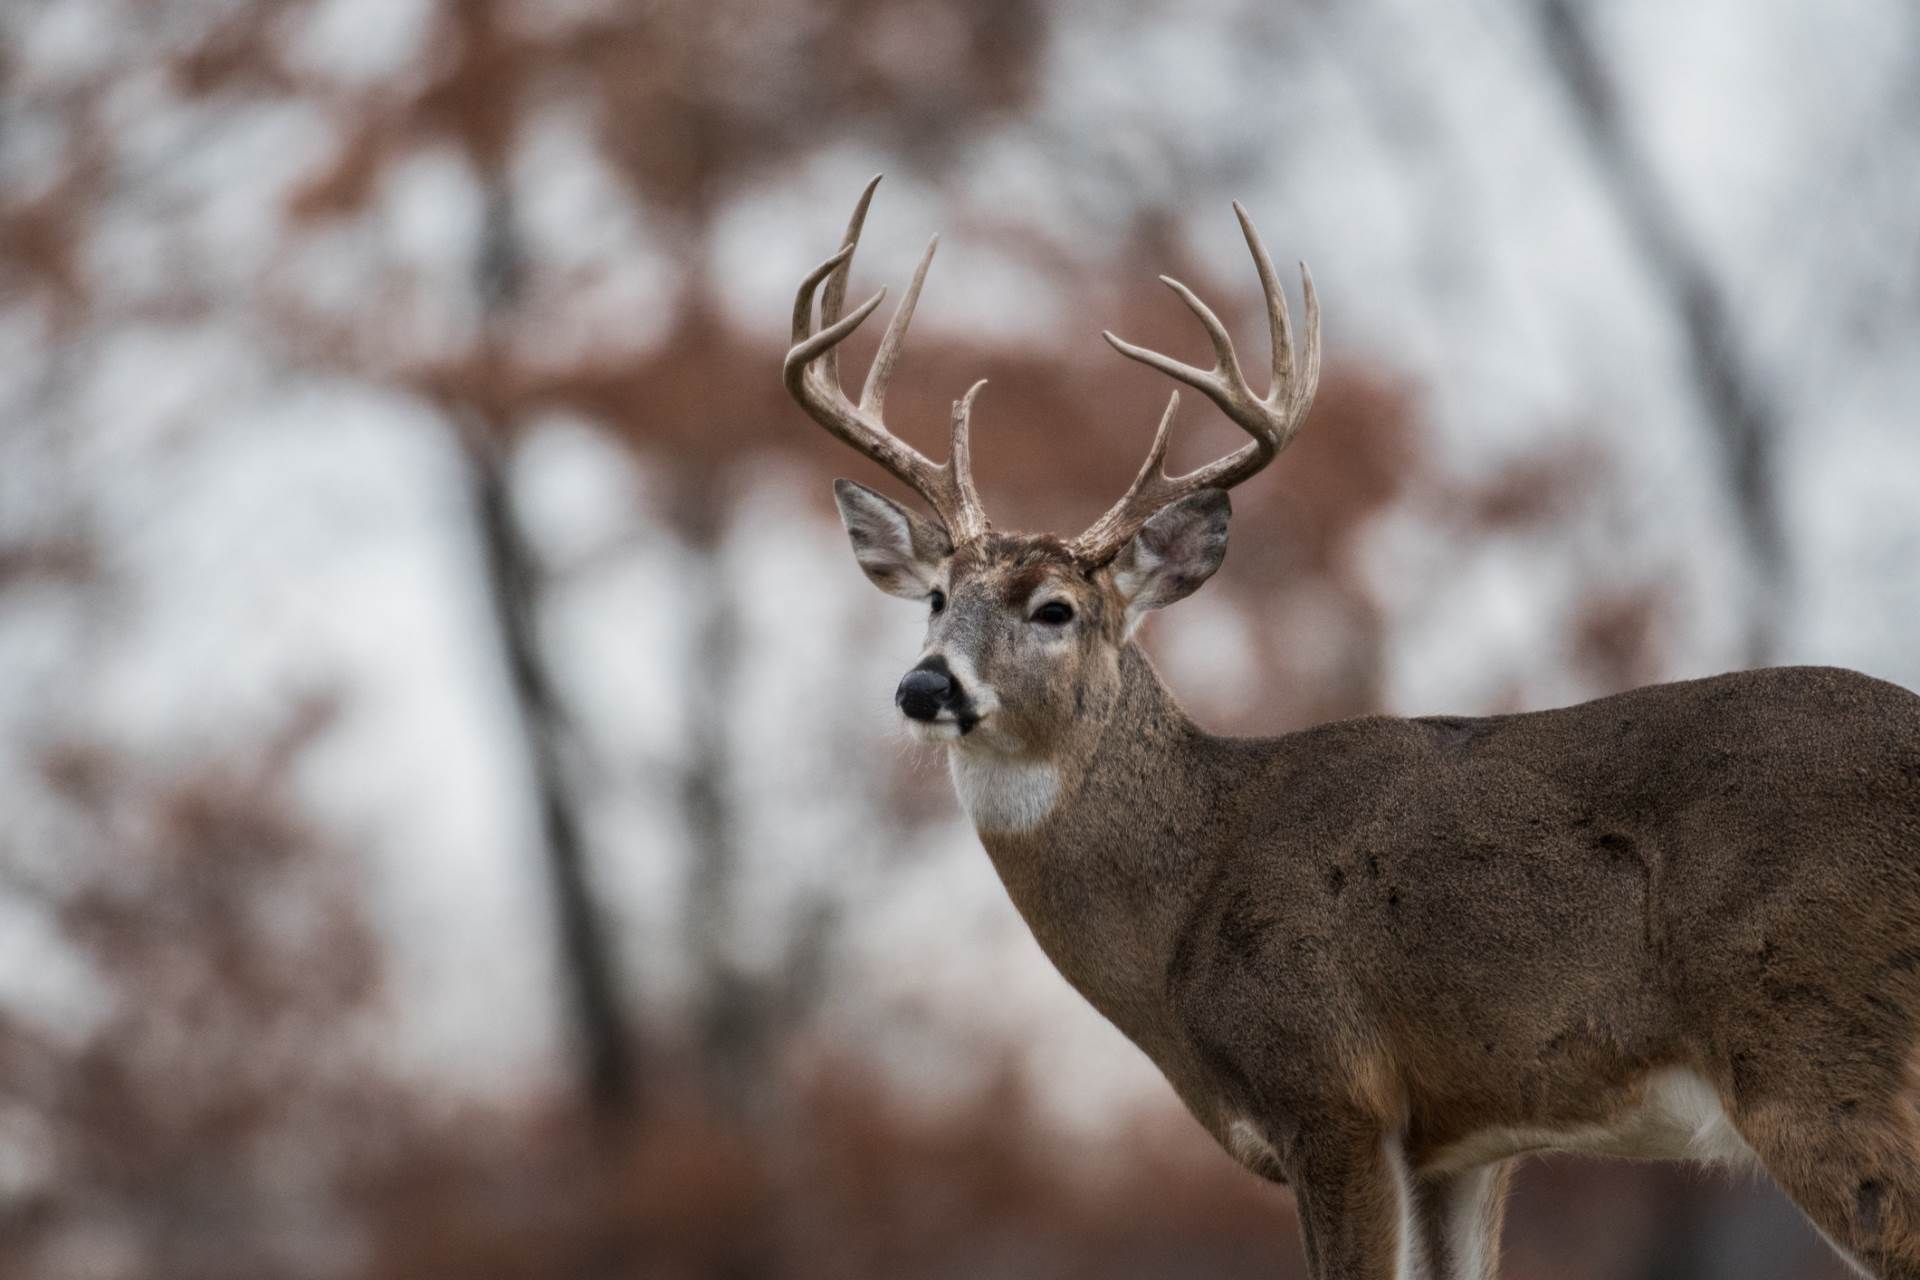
[1109,489,1231,635]
[833,479,953,600]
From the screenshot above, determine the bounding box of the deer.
[782,176,1920,1280]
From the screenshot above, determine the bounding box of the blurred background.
[3,0,1917,1276]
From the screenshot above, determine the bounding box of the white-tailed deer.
[783,176,1920,1279]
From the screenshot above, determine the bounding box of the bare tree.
[1537,0,1788,666]
[467,182,636,1117]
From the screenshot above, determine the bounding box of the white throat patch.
[949,751,1059,834]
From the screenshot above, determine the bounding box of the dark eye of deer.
[929,589,946,615]
[1033,601,1074,625]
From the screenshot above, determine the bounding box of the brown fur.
[802,181,1920,1275]
[792,182,1920,1274]
[859,519,1920,1279]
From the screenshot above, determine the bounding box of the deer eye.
[1032,601,1074,626]
[929,589,946,615]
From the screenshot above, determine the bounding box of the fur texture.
[834,488,1920,1279]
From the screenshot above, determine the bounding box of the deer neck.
[949,644,1216,1038]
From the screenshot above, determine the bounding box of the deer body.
[785,178,1920,1277]
[982,645,1920,1278]
[980,647,1920,1179]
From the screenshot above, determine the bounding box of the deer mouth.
[905,705,983,743]
[907,718,962,743]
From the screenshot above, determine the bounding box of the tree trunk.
[468,186,636,1117]
[1538,0,1788,666]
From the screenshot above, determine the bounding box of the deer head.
[784,176,1320,758]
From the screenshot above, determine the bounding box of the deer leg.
[1288,1123,1421,1279]
[1408,1161,1512,1280]
[1736,1098,1920,1278]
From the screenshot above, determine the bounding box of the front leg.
[1289,1119,1422,1279]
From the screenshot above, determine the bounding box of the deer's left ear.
[1109,489,1231,635]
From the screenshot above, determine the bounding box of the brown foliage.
[4,699,393,1275]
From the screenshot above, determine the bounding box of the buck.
[783,176,1920,1279]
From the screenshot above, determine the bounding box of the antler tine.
[860,233,938,419]
[1298,261,1323,415]
[1126,390,1180,494]
[1068,392,1181,558]
[1157,275,1247,392]
[788,250,887,369]
[949,378,988,520]
[782,178,991,543]
[1234,200,1293,407]
[1072,204,1321,565]
[818,174,882,390]
[790,244,854,349]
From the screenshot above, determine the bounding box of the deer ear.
[1109,489,1231,634]
[833,479,952,600]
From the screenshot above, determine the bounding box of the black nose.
[896,662,956,722]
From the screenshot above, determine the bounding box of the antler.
[784,175,990,544]
[1068,203,1321,565]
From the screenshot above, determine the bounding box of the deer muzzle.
[896,656,979,734]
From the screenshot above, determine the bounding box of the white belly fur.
[1421,1067,1757,1176]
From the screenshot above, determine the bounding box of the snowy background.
[2,1,1915,1277]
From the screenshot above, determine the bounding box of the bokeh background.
[4,0,1918,1276]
